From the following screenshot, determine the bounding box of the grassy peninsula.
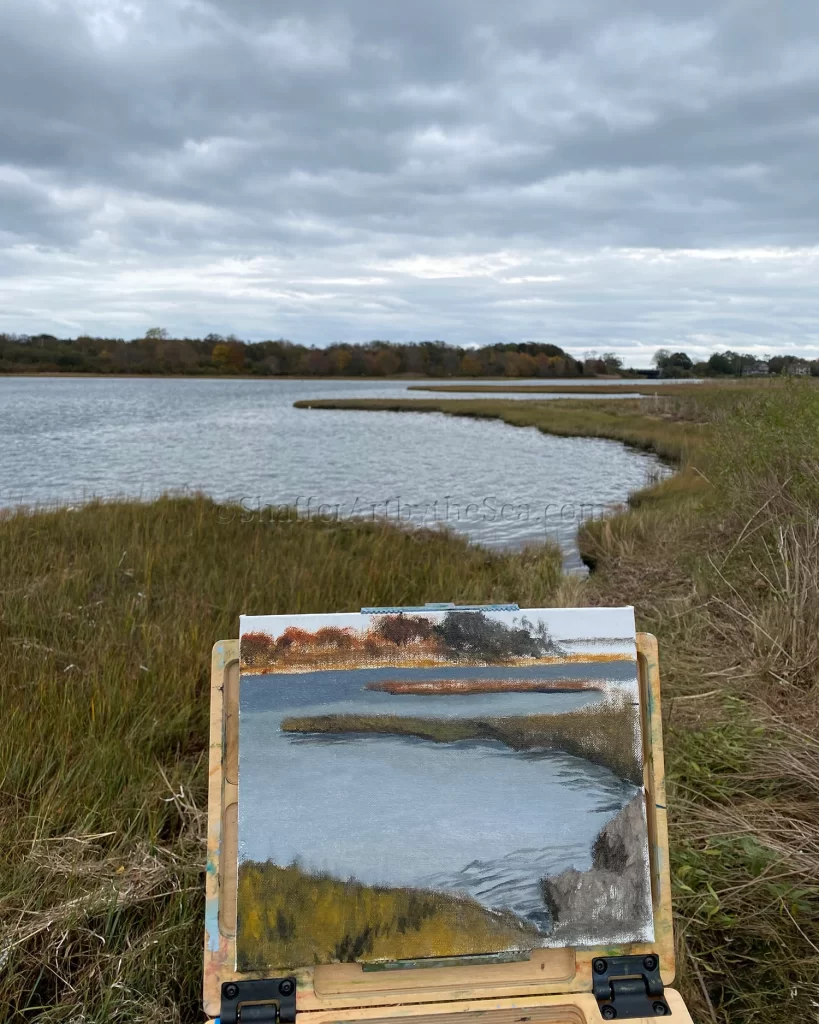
[405,380,780,396]
[408,382,701,396]
[294,394,706,463]
[281,699,641,785]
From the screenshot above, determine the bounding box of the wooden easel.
[204,633,694,1023]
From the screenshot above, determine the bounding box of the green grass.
[0,497,564,1023]
[281,698,642,784]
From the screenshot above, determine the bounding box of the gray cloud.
[1,0,819,360]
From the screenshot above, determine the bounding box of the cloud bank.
[2,0,819,361]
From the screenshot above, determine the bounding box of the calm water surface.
[0,376,672,567]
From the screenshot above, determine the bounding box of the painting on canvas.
[235,606,653,971]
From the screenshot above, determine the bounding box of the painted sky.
[3,1,819,361]
[240,607,636,650]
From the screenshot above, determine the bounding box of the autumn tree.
[373,347,401,376]
[212,343,232,370]
[240,632,277,667]
[374,614,434,646]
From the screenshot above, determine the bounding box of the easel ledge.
[204,633,693,1023]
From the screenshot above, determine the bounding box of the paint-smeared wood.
[203,631,690,1022]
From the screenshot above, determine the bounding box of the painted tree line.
[241,610,560,669]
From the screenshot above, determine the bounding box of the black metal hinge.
[592,955,670,1020]
[220,977,297,1024]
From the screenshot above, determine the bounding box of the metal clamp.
[592,955,670,1019]
[220,977,297,1024]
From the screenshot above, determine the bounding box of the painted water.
[239,663,639,933]
[0,376,671,567]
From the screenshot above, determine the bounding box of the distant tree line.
[4,330,814,379]
[0,329,596,378]
[652,348,819,379]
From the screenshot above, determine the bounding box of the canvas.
[236,606,654,972]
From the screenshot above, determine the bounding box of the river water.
[239,662,639,934]
[0,376,671,568]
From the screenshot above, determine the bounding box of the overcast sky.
[2,0,818,362]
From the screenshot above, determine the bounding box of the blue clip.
[360,602,520,614]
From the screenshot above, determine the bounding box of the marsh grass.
[0,497,565,1022]
[580,383,819,1022]
[408,383,694,395]
[406,379,813,398]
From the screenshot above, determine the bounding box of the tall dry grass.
[0,498,565,1022]
[236,862,535,972]
[581,382,819,1022]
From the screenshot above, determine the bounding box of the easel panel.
[204,633,677,1018]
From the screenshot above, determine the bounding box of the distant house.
[744,360,769,376]
[787,362,810,376]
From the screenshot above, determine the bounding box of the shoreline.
[0,371,645,383]
[241,652,635,674]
